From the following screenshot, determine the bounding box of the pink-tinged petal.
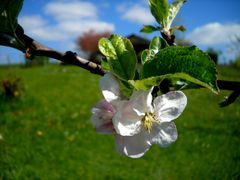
[150,122,178,147]
[130,88,153,115]
[113,101,142,136]
[100,73,120,103]
[95,120,115,134]
[153,91,187,122]
[91,100,115,134]
[92,100,115,113]
[91,113,115,134]
[115,131,151,158]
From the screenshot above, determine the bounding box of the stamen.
[141,112,157,133]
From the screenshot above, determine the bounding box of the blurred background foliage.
[0,63,239,179]
[24,56,49,67]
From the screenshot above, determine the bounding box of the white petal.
[153,91,187,122]
[113,101,142,136]
[91,114,115,134]
[150,122,178,147]
[115,131,151,158]
[91,100,115,134]
[91,100,115,113]
[130,88,153,115]
[100,73,120,103]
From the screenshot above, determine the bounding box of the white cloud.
[18,1,115,48]
[19,15,46,29]
[19,17,114,42]
[19,15,67,40]
[58,21,114,35]
[118,4,154,24]
[44,1,97,21]
[187,22,240,46]
[26,26,68,41]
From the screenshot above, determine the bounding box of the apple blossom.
[91,73,187,158]
[113,89,187,158]
[91,73,120,134]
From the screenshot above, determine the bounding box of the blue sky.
[0,0,240,64]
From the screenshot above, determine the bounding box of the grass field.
[0,64,240,179]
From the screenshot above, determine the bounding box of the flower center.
[141,112,156,133]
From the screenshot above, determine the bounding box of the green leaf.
[170,25,186,34]
[0,0,24,35]
[119,80,134,98]
[162,0,186,33]
[141,50,152,65]
[129,73,215,91]
[100,59,110,71]
[0,33,23,51]
[148,0,168,25]
[141,36,168,65]
[140,46,219,93]
[98,38,117,59]
[98,35,137,80]
[0,0,8,13]
[140,25,159,34]
[129,76,165,90]
[150,36,169,52]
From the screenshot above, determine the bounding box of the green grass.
[0,64,240,179]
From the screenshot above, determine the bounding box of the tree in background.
[232,56,240,68]
[206,48,219,65]
[24,56,49,67]
[229,35,240,68]
[230,35,240,55]
[175,39,193,46]
[76,30,111,63]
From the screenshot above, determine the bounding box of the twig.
[218,80,240,106]
[15,25,240,95]
[217,80,240,91]
[16,25,105,76]
[161,32,175,46]
[219,91,240,107]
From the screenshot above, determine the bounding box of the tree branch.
[16,25,105,76]
[217,80,240,91]
[14,25,240,97]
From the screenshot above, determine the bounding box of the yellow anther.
[141,112,156,133]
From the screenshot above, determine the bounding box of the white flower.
[91,73,187,158]
[113,89,187,158]
[100,73,120,104]
[91,73,120,134]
